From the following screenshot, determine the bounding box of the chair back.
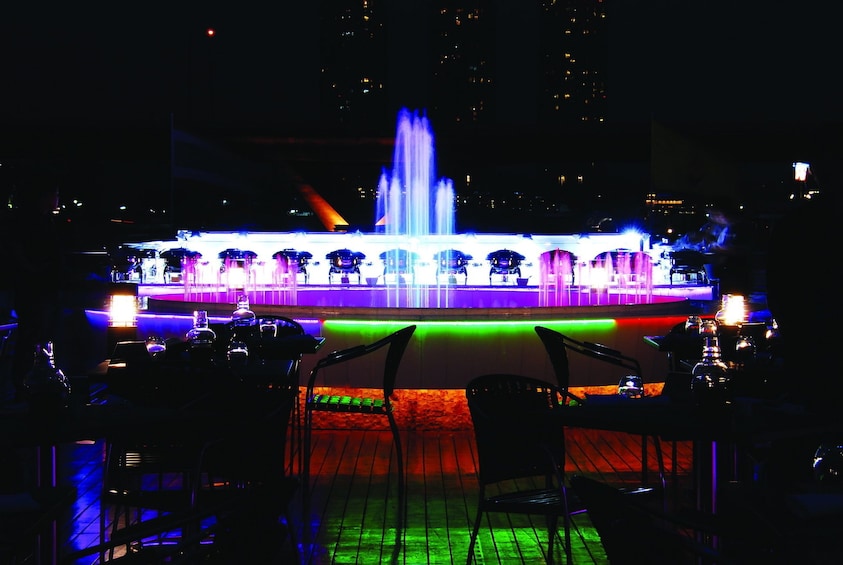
[309,325,416,397]
[466,373,565,485]
[534,326,574,391]
[201,382,297,486]
[377,325,416,396]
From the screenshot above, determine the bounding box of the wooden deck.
[55,427,693,564]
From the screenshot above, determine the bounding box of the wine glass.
[618,375,644,399]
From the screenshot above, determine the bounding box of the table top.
[2,329,323,449]
[562,394,834,444]
[1,369,298,449]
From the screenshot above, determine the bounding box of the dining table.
[562,391,835,518]
[640,318,805,502]
[1,329,325,563]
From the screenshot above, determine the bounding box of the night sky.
[3,1,841,128]
[611,1,843,125]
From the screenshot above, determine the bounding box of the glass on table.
[684,315,702,334]
[145,336,167,358]
[617,375,644,399]
[699,319,718,337]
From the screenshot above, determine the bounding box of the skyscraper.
[319,1,609,132]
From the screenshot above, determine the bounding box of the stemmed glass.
[617,375,644,399]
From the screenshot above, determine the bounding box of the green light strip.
[325,318,615,327]
[323,320,617,340]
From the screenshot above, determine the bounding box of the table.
[91,332,325,473]
[1,331,326,562]
[2,360,312,563]
[563,394,834,514]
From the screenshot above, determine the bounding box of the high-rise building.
[319,1,609,131]
[319,0,389,132]
[537,1,608,126]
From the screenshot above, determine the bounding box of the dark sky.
[609,1,843,125]
[2,3,319,128]
[2,1,841,128]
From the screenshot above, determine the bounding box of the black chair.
[669,249,709,286]
[534,326,667,495]
[465,373,585,565]
[211,314,308,476]
[96,420,216,562]
[302,324,417,557]
[197,377,301,563]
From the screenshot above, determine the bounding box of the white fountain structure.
[122,108,705,311]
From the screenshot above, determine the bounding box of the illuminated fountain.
[100,108,713,390]
[125,108,707,313]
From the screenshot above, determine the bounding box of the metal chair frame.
[465,373,584,564]
[302,325,417,559]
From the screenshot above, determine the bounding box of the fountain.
[124,108,707,313]
[98,108,714,390]
[376,108,455,240]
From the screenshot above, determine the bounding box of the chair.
[533,326,667,494]
[97,422,215,562]
[93,407,300,563]
[212,314,304,376]
[302,325,417,553]
[669,250,709,286]
[197,377,302,562]
[210,313,312,480]
[465,373,584,565]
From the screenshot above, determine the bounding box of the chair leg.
[561,484,573,565]
[546,514,558,565]
[465,499,484,564]
[387,411,405,548]
[651,435,668,512]
[302,405,312,547]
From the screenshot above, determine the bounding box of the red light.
[206,28,215,37]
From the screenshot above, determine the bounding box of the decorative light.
[793,161,810,182]
[228,266,246,291]
[108,285,138,328]
[714,294,746,327]
[106,283,139,356]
